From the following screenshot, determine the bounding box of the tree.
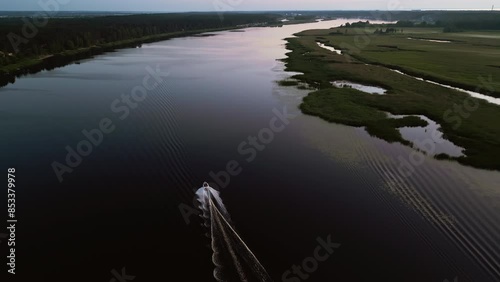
[65,40,75,50]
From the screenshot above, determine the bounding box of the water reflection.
[1,19,500,282]
[332,80,387,94]
[389,69,500,106]
[316,42,342,54]
[407,37,452,43]
[386,113,465,157]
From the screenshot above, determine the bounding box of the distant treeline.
[1,10,499,71]
[294,10,500,32]
[287,10,500,25]
[394,11,500,31]
[332,11,500,32]
[0,13,279,67]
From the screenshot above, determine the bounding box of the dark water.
[1,20,499,281]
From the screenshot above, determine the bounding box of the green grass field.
[282,27,500,170]
[308,26,500,97]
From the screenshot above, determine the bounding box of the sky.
[1,0,499,12]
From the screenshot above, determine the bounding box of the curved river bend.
[1,20,499,281]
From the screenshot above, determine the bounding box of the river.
[1,19,499,282]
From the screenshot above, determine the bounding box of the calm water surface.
[1,20,499,281]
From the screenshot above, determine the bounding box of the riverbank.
[282,27,500,170]
[0,11,288,86]
[0,26,250,87]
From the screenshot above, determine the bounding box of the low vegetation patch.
[278,80,300,86]
[283,26,500,170]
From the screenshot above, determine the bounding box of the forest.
[0,13,280,69]
[395,11,500,31]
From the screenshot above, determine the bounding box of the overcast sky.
[1,0,499,12]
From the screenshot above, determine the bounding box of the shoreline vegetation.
[281,21,500,170]
[2,11,500,170]
[0,26,258,86]
[0,12,286,87]
[3,10,500,87]
[0,12,335,87]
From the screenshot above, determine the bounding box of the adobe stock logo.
[282,235,341,282]
[178,105,297,225]
[213,0,244,20]
[51,65,169,183]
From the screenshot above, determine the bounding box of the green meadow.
[282,26,500,170]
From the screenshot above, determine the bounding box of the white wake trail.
[196,183,273,282]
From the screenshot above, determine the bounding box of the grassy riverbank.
[282,27,500,170]
[325,27,500,97]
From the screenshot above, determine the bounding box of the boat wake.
[196,183,273,282]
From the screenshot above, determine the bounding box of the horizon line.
[0,8,499,13]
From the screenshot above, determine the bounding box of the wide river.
[1,19,499,281]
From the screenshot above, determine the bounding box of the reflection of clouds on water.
[331,80,387,95]
[386,113,465,157]
[273,64,368,167]
[407,37,452,43]
[317,42,342,54]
